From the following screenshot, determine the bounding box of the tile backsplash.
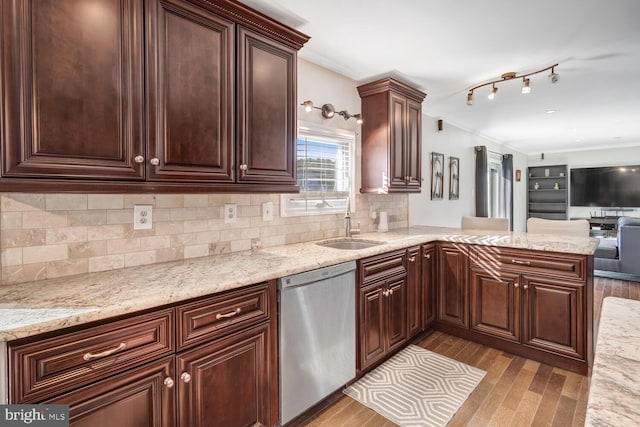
[0,193,408,285]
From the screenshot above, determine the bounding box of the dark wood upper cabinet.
[1,0,145,180]
[145,0,234,182]
[357,78,426,193]
[0,0,308,193]
[237,26,297,185]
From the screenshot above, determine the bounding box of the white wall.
[409,117,528,231]
[528,146,640,219]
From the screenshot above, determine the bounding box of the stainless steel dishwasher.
[278,261,356,425]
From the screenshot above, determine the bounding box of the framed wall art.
[431,152,444,200]
[449,156,459,200]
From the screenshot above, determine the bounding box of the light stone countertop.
[586,297,640,426]
[0,226,599,342]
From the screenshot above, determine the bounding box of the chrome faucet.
[345,197,360,237]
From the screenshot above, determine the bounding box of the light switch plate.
[224,204,237,223]
[262,202,273,221]
[133,205,153,230]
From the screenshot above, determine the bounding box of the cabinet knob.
[388,288,394,295]
[409,256,416,262]
[382,289,389,297]
[240,164,248,171]
[134,155,144,164]
[164,377,174,388]
[514,283,519,288]
[523,284,529,290]
[150,157,160,166]
[424,253,431,259]
[180,372,192,383]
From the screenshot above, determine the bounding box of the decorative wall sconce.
[466,64,559,105]
[300,100,363,124]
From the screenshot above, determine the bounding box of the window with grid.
[281,123,355,216]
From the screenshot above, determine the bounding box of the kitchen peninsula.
[0,226,598,425]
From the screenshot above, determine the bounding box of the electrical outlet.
[224,204,237,224]
[262,202,273,221]
[133,205,153,230]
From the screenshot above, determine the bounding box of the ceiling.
[243,0,640,155]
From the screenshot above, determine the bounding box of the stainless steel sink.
[316,239,384,250]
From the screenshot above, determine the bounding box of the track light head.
[321,104,335,119]
[301,100,314,112]
[467,91,473,106]
[522,78,531,94]
[488,84,497,100]
[354,114,363,124]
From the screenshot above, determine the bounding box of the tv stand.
[583,217,618,238]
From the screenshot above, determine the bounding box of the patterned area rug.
[344,345,486,427]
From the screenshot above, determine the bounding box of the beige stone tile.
[171,233,197,247]
[208,194,232,206]
[183,194,209,207]
[230,239,251,252]
[240,205,261,217]
[240,227,260,239]
[46,259,89,279]
[155,194,183,208]
[22,211,69,229]
[2,248,22,266]
[2,263,46,285]
[184,220,208,233]
[129,228,156,238]
[107,238,141,254]
[124,251,156,267]
[219,229,242,241]
[155,247,184,263]
[152,208,171,222]
[1,229,46,249]
[45,194,87,211]
[285,233,302,245]
[1,212,22,229]
[170,208,196,221]
[197,207,220,220]
[140,235,171,251]
[250,194,277,205]
[68,241,107,259]
[184,244,210,259]
[123,194,156,208]
[262,235,286,248]
[23,244,68,264]
[210,242,230,254]
[229,194,251,205]
[89,254,125,273]
[207,218,225,230]
[87,224,127,241]
[106,209,133,225]
[67,210,107,226]
[88,194,124,210]
[155,221,184,236]
[46,227,87,245]
[1,194,45,211]
[195,231,220,245]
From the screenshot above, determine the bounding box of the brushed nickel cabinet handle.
[424,253,431,259]
[180,372,191,383]
[164,377,174,388]
[150,157,160,166]
[83,342,126,361]
[216,308,241,320]
[511,259,531,266]
[240,164,248,171]
[409,256,416,262]
[134,155,144,163]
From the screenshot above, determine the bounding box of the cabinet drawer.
[177,282,272,350]
[9,308,174,404]
[470,246,586,281]
[358,250,407,285]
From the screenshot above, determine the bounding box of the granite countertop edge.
[0,226,599,341]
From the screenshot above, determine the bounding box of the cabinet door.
[46,357,174,427]
[406,247,422,338]
[405,98,422,190]
[359,282,386,370]
[470,267,520,342]
[437,243,469,328]
[421,243,437,330]
[237,26,296,185]
[386,276,408,352]
[177,322,272,427]
[389,92,407,189]
[522,276,584,359]
[1,0,144,180]
[145,0,234,182]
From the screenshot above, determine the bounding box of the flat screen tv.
[570,165,640,207]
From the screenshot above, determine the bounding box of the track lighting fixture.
[299,101,363,124]
[466,64,558,106]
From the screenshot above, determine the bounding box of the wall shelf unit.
[527,165,568,220]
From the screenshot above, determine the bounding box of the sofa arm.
[618,225,640,275]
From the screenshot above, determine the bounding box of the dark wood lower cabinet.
[46,357,174,427]
[406,246,422,338]
[177,322,272,427]
[470,267,520,342]
[421,243,436,330]
[437,243,469,328]
[386,277,408,352]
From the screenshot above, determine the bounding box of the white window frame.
[280,121,356,217]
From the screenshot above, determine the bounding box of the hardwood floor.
[303,276,640,427]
